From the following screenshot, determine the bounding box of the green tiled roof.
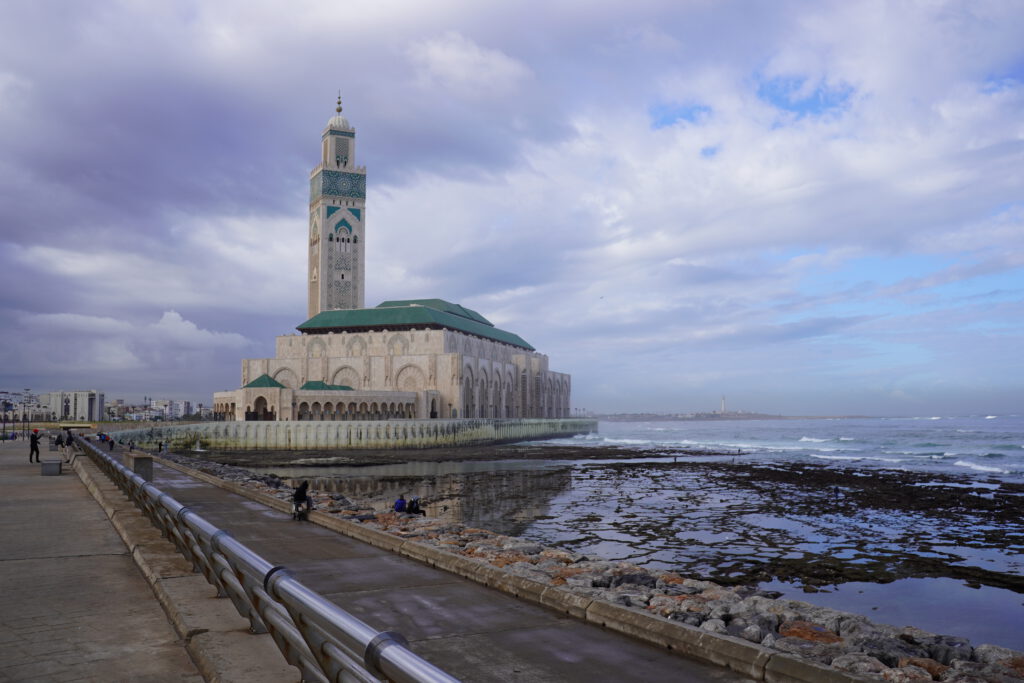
[244,373,285,388]
[297,299,534,351]
[376,299,493,326]
[299,381,353,391]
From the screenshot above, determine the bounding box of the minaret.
[307,95,367,318]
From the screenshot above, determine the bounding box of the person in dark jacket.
[292,481,312,520]
[29,430,41,463]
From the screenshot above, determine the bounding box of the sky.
[1,1,1022,417]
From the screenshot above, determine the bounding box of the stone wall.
[109,418,597,451]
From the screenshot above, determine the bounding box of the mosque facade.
[213,101,571,422]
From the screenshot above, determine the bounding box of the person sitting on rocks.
[393,494,407,513]
[406,497,426,516]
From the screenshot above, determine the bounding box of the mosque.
[213,100,571,423]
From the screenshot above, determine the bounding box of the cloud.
[0,309,252,401]
[408,31,532,98]
[0,1,1022,414]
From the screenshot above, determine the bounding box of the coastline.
[191,443,1024,594]
[154,445,1024,681]
[189,442,739,467]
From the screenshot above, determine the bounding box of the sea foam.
[953,460,1008,474]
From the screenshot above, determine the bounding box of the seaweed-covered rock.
[779,619,842,644]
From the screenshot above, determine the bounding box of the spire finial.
[336,91,342,114]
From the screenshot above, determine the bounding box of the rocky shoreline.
[157,449,1024,682]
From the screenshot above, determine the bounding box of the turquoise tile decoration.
[311,170,366,201]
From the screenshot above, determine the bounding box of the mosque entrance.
[246,396,276,421]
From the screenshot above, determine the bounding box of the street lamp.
[1,392,11,437]
[23,388,32,437]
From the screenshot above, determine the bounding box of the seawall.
[109,417,597,451]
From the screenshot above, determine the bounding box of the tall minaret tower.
[307,95,367,318]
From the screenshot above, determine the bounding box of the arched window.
[353,235,359,244]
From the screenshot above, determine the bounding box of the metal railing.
[73,436,459,683]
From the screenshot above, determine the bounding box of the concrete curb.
[149,454,877,683]
[72,453,298,683]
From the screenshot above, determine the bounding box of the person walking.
[29,429,41,463]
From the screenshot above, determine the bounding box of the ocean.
[242,415,1024,649]
[562,414,1024,481]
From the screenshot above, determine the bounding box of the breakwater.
[109,418,596,451]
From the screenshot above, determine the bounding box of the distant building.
[214,99,570,422]
[38,390,105,421]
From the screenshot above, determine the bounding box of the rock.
[779,620,843,644]
[503,541,543,554]
[899,656,949,679]
[974,644,1024,668]
[771,636,846,664]
[920,635,974,666]
[1002,656,1024,678]
[612,593,638,607]
[882,665,935,682]
[737,624,764,643]
[672,612,704,627]
[610,572,658,588]
[850,633,930,668]
[700,618,728,634]
[831,653,888,675]
[941,659,1021,682]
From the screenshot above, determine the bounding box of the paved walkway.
[144,455,753,682]
[0,434,755,682]
[0,439,201,682]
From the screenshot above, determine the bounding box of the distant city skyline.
[0,1,1022,416]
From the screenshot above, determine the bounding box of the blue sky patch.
[982,60,1024,93]
[757,75,853,117]
[649,102,711,129]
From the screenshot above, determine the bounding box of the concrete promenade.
[0,439,201,682]
[0,434,754,682]
[139,456,753,681]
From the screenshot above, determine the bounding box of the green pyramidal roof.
[244,373,285,388]
[300,381,353,391]
[297,299,534,351]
